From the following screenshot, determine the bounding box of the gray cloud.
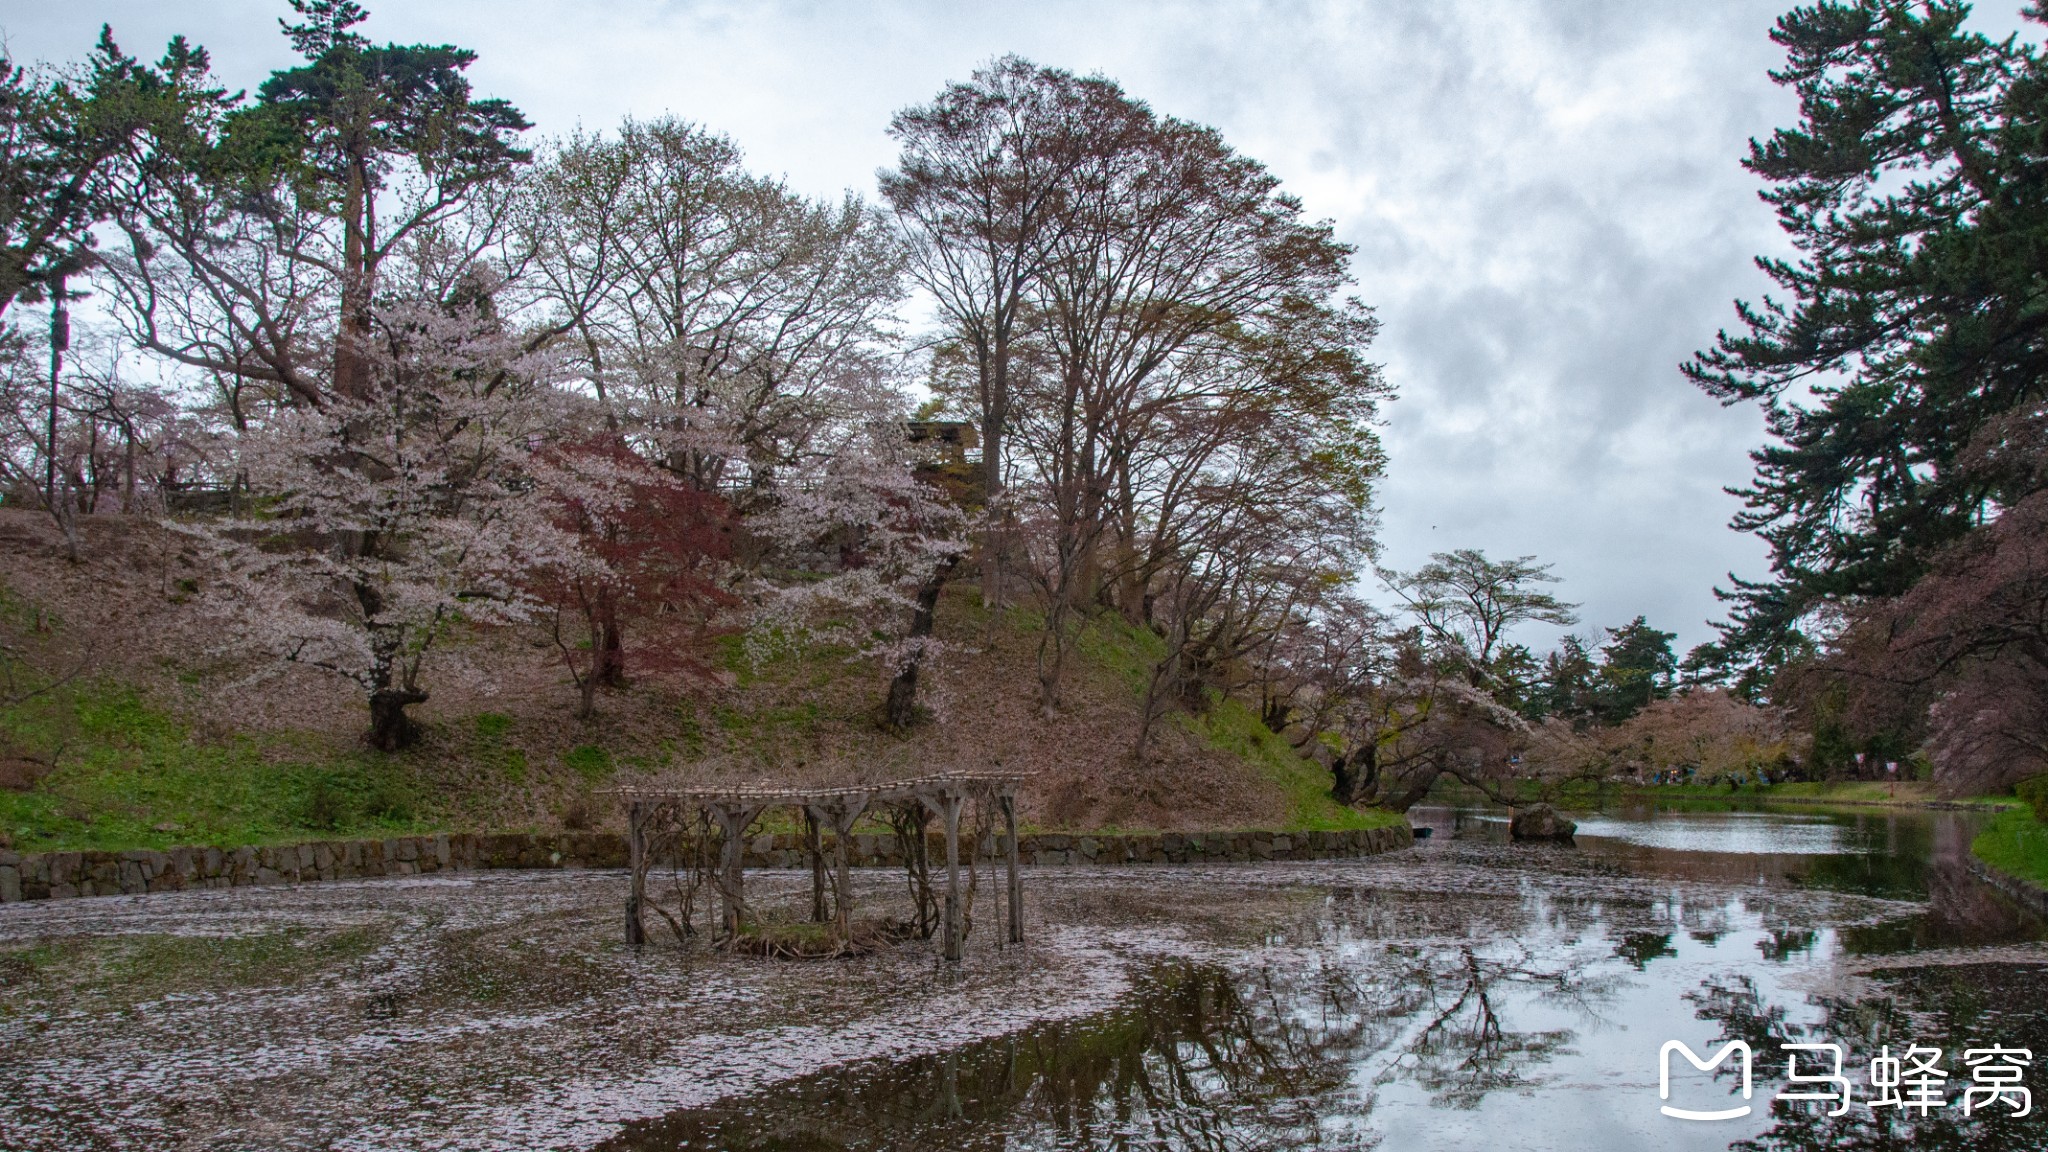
[18,0,2027,651]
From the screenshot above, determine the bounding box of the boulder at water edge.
[1509,804,1576,842]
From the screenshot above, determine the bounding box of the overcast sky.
[9,1,2035,653]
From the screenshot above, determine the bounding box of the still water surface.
[611,803,2048,1151]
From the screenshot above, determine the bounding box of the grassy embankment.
[1066,610,1398,835]
[1445,777,2020,811]
[1608,780,2018,808]
[1972,804,2048,891]
[0,598,1397,855]
[0,685,488,853]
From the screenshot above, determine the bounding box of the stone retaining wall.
[0,824,1412,905]
[1967,858,2048,919]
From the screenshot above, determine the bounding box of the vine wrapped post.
[1002,790,1022,945]
[804,809,828,923]
[626,799,647,949]
[710,802,763,941]
[924,787,967,963]
[809,796,870,942]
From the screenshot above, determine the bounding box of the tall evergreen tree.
[1686,1,2048,693]
[1527,633,1597,724]
[1591,616,1677,725]
[227,0,531,400]
[0,27,215,321]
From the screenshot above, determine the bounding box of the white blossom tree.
[746,402,970,731]
[197,282,579,749]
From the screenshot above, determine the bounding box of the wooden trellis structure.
[612,773,1026,961]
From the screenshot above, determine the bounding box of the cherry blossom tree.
[1805,402,2048,794]
[196,284,577,749]
[746,409,969,731]
[513,117,903,498]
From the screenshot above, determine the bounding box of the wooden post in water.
[933,790,965,962]
[609,774,1024,960]
[808,797,869,943]
[804,809,827,923]
[1001,791,1022,945]
[710,802,762,941]
[833,809,854,942]
[625,799,646,949]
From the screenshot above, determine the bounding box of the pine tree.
[1590,617,1677,725]
[1685,1,2048,690]
[229,0,531,401]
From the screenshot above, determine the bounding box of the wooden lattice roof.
[605,771,1028,807]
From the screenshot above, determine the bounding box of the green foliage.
[232,0,531,214]
[294,776,349,831]
[1973,808,2048,891]
[1073,614,1167,696]
[564,744,612,784]
[469,712,527,784]
[1590,617,1676,724]
[0,682,437,852]
[673,701,705,758]
[1384,550,1578,678]
[713,702,822,740]
[1526,634,1596,723]
[2017,776,2048,824]
[290,771,416,830]
[1526,618,1676,726]
[1686,2,2048,684]
[0,24,224,316]
[1183,698,1404,833]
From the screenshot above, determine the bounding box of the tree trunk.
[886,557,959,731]
[596,589,626,689]
[1036,597,1072,714]
[1132,622,1188,764]
[1331,751,1356,805]
[1384,764,1439,813]
[1261,695,1290,735]
[334,154,376,401]
[367,687,429,752]
[45,283,80,563]
[979,342,1008,608]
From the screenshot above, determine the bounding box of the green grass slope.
[0,542,1402,853]
[1973,808,2048,890]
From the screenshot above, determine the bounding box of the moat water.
[609,803,2048,1152]
[5,802,2046,1151]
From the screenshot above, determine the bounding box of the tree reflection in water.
[603,940,1607,1151]
[1680,963,2048,1152]
[600,813,2048,1152]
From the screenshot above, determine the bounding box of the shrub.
[2017,775,2048,823]
[296,777,352,831]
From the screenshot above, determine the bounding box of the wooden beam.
[626,799,646,949]
[1002,792,1022,945]
[709,802,764,941]
[924,789,966,962]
